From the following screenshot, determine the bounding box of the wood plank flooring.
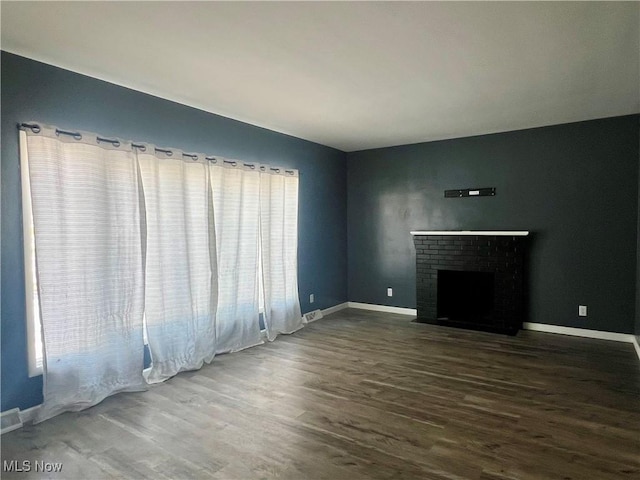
[2,308,639,479]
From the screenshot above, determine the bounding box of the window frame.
[19,130,44,377]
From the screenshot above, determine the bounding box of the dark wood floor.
[2,308,639,479]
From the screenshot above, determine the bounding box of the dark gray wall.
[347,115,639,334]
[636,128,640,342]
[1,52,348,411]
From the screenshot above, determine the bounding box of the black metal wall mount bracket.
[444,187,496,198]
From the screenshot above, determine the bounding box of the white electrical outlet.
[387,288,393,297]
[310,294,315,304]
[578,305,587,317]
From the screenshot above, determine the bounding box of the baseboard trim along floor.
[632,336,640,360]
[522,322,635,343]
[341,301,640,360]
[321,302,349,316]
[346,302,417,316]
[18,404,40,425]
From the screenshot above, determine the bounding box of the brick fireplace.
[411,231,528,335]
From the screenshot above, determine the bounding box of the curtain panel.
[259,166,303,341]
[20,122,304,422]
[209,161,263,353]
[137,146,218,383]
[22,127,147,423]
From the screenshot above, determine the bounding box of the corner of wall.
[635,115,640,340]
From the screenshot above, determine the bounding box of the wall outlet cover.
[387,288,393,297]
[579,305,587,317]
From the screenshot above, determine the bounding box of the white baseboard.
[311,301,417,317]
[345,302,638,357]
[321,302,349,316]
[347,302,417,316]
[19,405,41,424]
[1,408,22,435]
[1,404,41,434]
[631,336,640,361]
[522,322,636,343]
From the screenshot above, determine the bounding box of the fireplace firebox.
[437,270,495,323]
[411,231,528,335]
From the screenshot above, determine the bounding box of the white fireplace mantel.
[410,230,529,236]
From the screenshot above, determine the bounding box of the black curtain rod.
[18,122,296,174]
[19,122,205,161]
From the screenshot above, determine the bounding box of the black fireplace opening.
[437,270,495,324]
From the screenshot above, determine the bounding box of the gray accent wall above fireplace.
[347,115,640,334]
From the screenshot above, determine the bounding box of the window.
[19,130,43,376]
[20,123,302,387]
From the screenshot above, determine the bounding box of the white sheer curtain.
[23,125,146,423]
[209,160,262,352]
[137,146,217,383]
[20,121,304,422]
[259,166,303,341]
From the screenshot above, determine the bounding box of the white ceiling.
[2,2,639,152]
